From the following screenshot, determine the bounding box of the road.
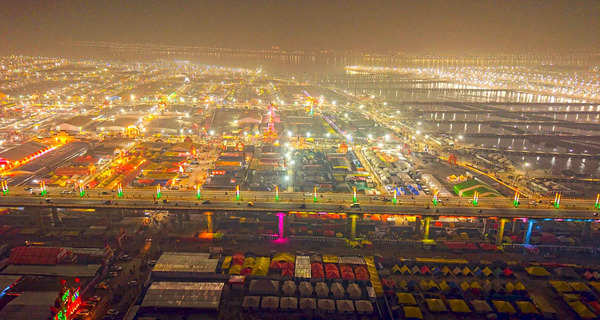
[0,192,598,220]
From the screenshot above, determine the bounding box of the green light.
[118,191,123,198]
[513,200,519,208]
[196,189,202,200]
[41,190,47,196]
[156,191,161,199]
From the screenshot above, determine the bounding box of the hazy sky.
[2,0,599,54]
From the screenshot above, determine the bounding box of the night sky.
[1,0,599,54]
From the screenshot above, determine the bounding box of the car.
[95,281,109,290]
[202,200,211,204]
[247,201,254,207]
[108,271,119,277]
[104,200,112,205]
[61,190,73,195]
[119,254,130,261]
[23,187,33,191]
[350,203,361,208]
[128,280,138,286]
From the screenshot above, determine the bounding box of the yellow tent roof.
[492,300,516,314]
[482,266,493,277]
[460,281,470,291]
[515,282,526,291]
[396,293,417,305]
[471,299,493,313]
[426,298,447,312]
[439,280,450,292]
[515,301,539,315]
[505,282,515,293]
[447,299,471,313]
[403,306,423,319]
[549,280,572,293]
[568,301,596,319]
[221,256,232,269]
[526,266,550,277]
[569,282,592,293]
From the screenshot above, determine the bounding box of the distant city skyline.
[1,0,599,56]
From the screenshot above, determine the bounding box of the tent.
[311,262,324,279]
[400,265,411,275]
[589,281,600,294]
[549,280,572,293]
[555,267,580,279]
[492,300,517,314]
[471,299,493,313]
[482,267,493,277]
[515,301,539,315]
[354,265,369,280]
[525,266,550,277]
[299,282,313,297]
[503,267,514,277]
[331,282,345,298]
[315,282,329,298]
[396,292,417,305]
[569,282,592,293]
[282,280,297,296]
[452,266,462,276]
[336,299,355,313]
[355,300,374,314]
[441,266,451,276]
[317,299,335,313]
[439,280,450,293]
[411,265,420,275]
[249,279,279,295]
[420,265,431,275]
[462,267,472,276]
[347,283,362,299]
[325,263,340,279]
[299,298,316,311]
[280,297,298,311]
[392,264,402,274]
[425,298,447,312]
[261,296,280,310]
[340,265,355,280]
[447,299,471,313]
[221,256,232,270]
[242,296,260,310]
[568,301,596,319]
[403,306,423,320]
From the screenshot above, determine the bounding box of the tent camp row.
[242,296,373,314]
[395,293,543,318]
[391,264,515,277]
[248,279,367,299]
[385,279,528,296]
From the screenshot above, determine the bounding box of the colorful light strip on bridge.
[117,183,123,198]
[40,181,47,196]
[595,193,599,210]
[472,191,479,206]
[196,184,202,200]
[235,185,240,201]
[313,186,318,203]
[156,185,161,199]
[513,191,520,208]
[275,185,279,202]
[432,192,438,207]
[1,180,7,195]
[553,192,561,209]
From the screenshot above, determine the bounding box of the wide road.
[0,194,598,220]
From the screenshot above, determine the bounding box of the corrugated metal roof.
[152,252,217,274]
[2,264,100,277]
[141,282,224,309]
